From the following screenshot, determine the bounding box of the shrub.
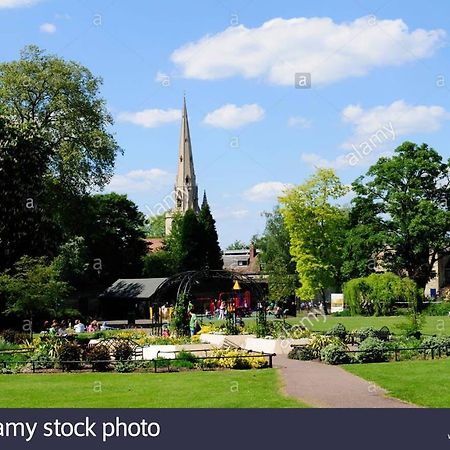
[387,337,422,361]
[344,272,419,315]
[354,327,378,342]
[115,361,137,373]
[29,352,55,370]
[113,341,134,361]
[1,329,28,344]
[421,336,450,353]
[320,344,351,365]
[214,349,251,369]
[288,346,315,361]
[58,342,82,371]
[425,302,450,316]
[171,351,198,370]
[308,335,343,358]
[355,337,389,363]
[208,349,267,369]
[73,335,92,348]
[87,344,110,371]
[325,323,347,340]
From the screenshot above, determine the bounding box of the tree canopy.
[280,168,349,310]
[257,208,297,302]
[0,117,61,271]
[349,142,450,304]
[0,45,121,193]
[0,256,70,330]
[198,201,223,270]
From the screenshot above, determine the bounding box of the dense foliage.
[280,168,349,311]
[348,142,450,308]
[257,208,297,302]
[343,272,419,316]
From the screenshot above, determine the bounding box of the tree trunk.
[321,289,329,315]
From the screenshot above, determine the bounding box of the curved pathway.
[274,355,417,408]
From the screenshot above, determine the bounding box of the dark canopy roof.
[100,278,167,300]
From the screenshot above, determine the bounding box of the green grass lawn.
[345,358,450,407]
[282,315,450,335]
[0,369,306,408]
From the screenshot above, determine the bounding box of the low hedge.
[354,337,389,363]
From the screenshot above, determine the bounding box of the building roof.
[144,237,165,253]
[222,246,261,275]
[100,278,167,299]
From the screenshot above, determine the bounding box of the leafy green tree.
[53,236,90,286]
[143,251,178,277]
[164,213,184,271]
[0,256,70,334]
[143,214,165,238]
[0,45,121,193]
[343,272,419,316]
[350,142,450,308]
[0,117,61,271]
[258,208,297,301]
[226,240,248,250]
[280,168,349,313]
[178,209,205,271]
[71,193,148,283]
[198,202,223,270]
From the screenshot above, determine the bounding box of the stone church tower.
[165,97,200,234]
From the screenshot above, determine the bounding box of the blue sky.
[2,0,450,246]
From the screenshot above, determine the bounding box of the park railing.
[342,344,450,361]
[290,342,450,362]
[0,351,275,373]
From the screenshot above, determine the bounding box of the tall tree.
[178,209,205,271]
[0,45,121,193]
[0,117,61,271]
[258,208,297,301]
[198,202,223,270]
[71,193,148,284]
[350,141,450,307]
[0,256,70,334]
[280,168,349,312]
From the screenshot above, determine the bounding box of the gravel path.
[274,355,417,408]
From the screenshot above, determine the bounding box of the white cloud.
[106,169,172,193]
[215,208,250,220]
[243,181,293,202]
[301,152,350,169]
[342,100,450,149]
[117,108,181,128]
[39,22,56,34]
[171,16,445,86]
[203,103,264,129]
[0,0,40,8]
[288,116,312,128]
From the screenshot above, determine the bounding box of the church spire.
[201,190,208,209]
[175,95,199,213]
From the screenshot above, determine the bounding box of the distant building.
[425,255,450,297]
[144,237,164,253]
[222,245,262,276]
[165,96,201,235]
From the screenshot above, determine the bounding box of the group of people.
[42,319,110,335]
[207,298,250,320]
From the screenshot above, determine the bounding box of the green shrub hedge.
[355,337,389,363]
[320,344,352,365]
